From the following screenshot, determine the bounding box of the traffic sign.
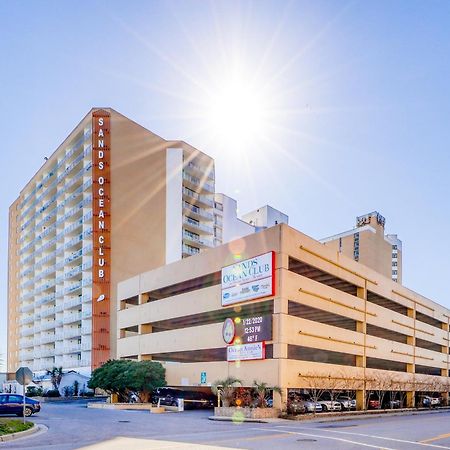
[15,367,33,386]
[200,372,207,384]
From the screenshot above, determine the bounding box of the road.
[2,402,450,449]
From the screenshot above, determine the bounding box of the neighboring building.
[241,205,289,231]
[8,108,287,376]
[117,223,450,410]
[320,211,402,283]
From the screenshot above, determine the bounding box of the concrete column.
[441,392,449,406]
[406,391,415,408]
[139,293,149,305]
[140,324,152,334]
[356,390,365,411]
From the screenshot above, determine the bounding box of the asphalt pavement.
[1,402,450,449]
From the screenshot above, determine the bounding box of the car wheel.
[24,407,33,417]
[171,400,178,407]
[322,405,327,412]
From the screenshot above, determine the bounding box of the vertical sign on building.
[92,110,111,370]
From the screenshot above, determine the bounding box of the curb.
[209,416,284,423]
[284,407,450,423]
[0,423,39,443]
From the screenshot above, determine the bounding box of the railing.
[182,244,200,255]
[182,172,214,193]
[183,201,214,220]
[182,187,214,207]
[183,216,213,234]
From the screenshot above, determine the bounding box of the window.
[392,261,397,267]
[392,245,397,250]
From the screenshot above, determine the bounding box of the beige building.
[8,107,217,374]
[117,223,450,410]
[321,211,402,283]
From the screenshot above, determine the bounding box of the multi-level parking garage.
[117,224,450,410]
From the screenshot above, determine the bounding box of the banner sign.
[221,252,275,306]
[92,109,111,370]
[227,342,265,361]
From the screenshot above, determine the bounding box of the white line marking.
[276,425,450,449]
[254,427,398,449]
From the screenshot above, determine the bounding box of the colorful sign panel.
[227,342,265,361]
[92,110,111,370]
[221,252,275,306]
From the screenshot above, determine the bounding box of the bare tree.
[298,372,328,414]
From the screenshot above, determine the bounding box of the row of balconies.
[21,244,93,289]
[27,178,93,243]
[19,131,91,213]
[20,142,91,224]
[19,179,92,254]
[183,201,214,221]
[31,229,93,272]
[19,159,92,236]
[21,199,92,265]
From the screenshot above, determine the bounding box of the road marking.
[254,428,398,449]
[421,434,450,444]
[276,426,450,449]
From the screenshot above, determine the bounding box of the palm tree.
[252,380,282,408]
[47,367,64,390]
[212,377,242,407]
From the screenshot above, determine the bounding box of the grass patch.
[0,419,33,436]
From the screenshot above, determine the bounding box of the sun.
[204,71,271,150]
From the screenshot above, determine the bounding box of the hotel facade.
[117,224,450,410]
[7,108,286,375]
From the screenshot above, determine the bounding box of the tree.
[88,359,166,403]
[47,367,63,390]
[252,380,281,408]
[298,373,328,415]
[126,360,167,402]
[73,380,79,397]
[212,377,242,407]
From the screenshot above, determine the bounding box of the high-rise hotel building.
[8,108,221,374]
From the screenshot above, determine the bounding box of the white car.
[319,400,342,412]
[337,396,356,410]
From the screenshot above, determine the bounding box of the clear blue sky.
[1,0,449,370]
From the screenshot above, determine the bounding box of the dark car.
[153,388,214,409]
[0,394,41,417]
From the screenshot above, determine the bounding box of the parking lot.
[2,401,450,449]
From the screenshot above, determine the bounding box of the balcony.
[182,244,200,256]
[182,187,214,208]
[183,202,213,221]
[41,306,56,318]
[63,312,82,324]
[41,334,56,344]
[20,303,34,313]
[65,344,82,354]
[182,231,213,248]
[64,328,82,339]
[183,216,213,235]
[20,315,34,325]
[182,172,214,193]
[41,347,55,358]
[185,161,214,181]
[20,327,35,337]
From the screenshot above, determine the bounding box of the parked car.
[0,394,41,417]
[153,387,214,409]
[419,396,441,408]
[288,399,322,413]
[367,394,380,409]
[336,395,356,410]
[318,399,342,412]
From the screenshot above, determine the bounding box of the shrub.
[45,389,61,397]
[26,386,43,397]
[63,386,73,398]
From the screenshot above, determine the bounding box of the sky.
[1,0,449,371]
